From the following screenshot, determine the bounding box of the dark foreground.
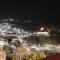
[40,54,60,60]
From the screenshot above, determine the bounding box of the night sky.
[0,1,60,30]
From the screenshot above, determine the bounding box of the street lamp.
[40,27,44,31]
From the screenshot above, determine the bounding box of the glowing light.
[36,32,50,36]
[40,27,44,31]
